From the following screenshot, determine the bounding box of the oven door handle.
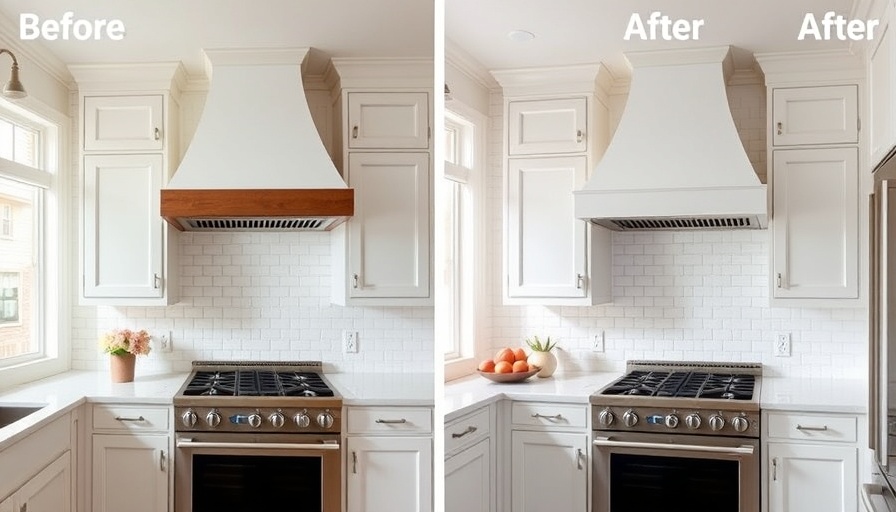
[592,437,754,455]
[177,440,341,451]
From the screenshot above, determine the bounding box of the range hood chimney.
[161,48,353,232]
[574,46,767,231]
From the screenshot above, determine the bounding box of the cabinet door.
[507,156,587,299]
[347,153,430,299]
[871,8,896,165]
[767,442,858,512]
[511,431,588,512]
[15,451,71,512]
[84,95,164,151]
[92,434,168,512]
[346,436,433,512]
[445,438,492,512]
[773,86,858,146]
[348,92,430,149]
[83,154,164,299]
[508,98,587,155]
[772,148,858,299]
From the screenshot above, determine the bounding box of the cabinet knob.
[776,122,783,135]
[352,125,359,139]
[154,127,161,141]
[576,129,584,143]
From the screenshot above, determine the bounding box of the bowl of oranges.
[477,347,540,383]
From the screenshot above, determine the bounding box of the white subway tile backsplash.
[71,232,434,374]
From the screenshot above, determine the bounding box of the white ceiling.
[446,0,861,76]
[0,0,434,76]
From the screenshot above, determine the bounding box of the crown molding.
[445,40,499,91]
[329,57,433,90]
[492,63,602,97]
[755,49,865,86]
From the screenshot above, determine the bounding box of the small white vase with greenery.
[525,335,558,378]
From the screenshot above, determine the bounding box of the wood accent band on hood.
[160,188,354,231]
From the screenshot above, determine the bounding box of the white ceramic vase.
[527,350,557,378]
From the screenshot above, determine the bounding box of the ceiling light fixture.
[507,30,536,42]
[0,49,26,99]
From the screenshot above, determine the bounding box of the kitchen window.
[439,104,486,379]
[0,99,66,382]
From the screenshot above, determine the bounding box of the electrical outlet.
[774,333,791,357]
[158,331,173,353]
[343,331,358,353]
[592,331,605,352]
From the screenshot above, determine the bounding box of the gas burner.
[600,370,756,400]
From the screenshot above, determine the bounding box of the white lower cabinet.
[764,411,861,512]
[445,439,491,512]
[2,451,72,512]
[510,431,588,512]
[345,436,432,512]
[766,442,858,512]
[92,434,168,512]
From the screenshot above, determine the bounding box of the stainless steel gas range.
[590,360,762,512]
[173,361,342,512]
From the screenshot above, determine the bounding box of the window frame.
[0,96,70,388]
[441,102,488,381]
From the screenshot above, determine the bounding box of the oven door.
[592,432,759,512]
[175,432,341,512]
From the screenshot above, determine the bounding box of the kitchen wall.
[69,86,434,375]
[486,78,866,379]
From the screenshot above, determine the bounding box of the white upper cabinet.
[508,98,587,155]
[347,92,430,149]
[507,156,589,299]
[871,4,896,165]
[771,148,858,299]
[772,86,858,146]
[84,95,164,152]
[346,152,430,299]
[83,154,165,299]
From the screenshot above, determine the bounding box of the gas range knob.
[269,412,285,428]
[248,413,263,428]
[181,410,197,428]
[709,414,725,432]
[664,414,680,429]
[622,410,639,428]
[731,415,749,433]
[294,411,311,428]
[317,411,335,429]
[205,410,221,428]
[598,408,615,427]
[685,413,702,430]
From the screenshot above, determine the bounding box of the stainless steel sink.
[0,405,45,429]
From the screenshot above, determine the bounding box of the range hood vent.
[161,48,352,232]
[574,46,767,231]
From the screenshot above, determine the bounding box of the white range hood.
[161,48,353,232]
[574,46,767,231]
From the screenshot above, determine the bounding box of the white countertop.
[445,372,868,422]
[444,372,621,422]
[759,376,867,414]
[0,369,435,452]
[327,372,434,406]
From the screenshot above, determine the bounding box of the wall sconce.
[0,49,26,99]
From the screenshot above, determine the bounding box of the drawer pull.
[375,419,408,425]
[576,273,585,290]
[576,129,584,143]
[772,457,778,481]
[154,127,161,141]
[352,450,358,474]
[352,273,360,289]
[159,449,166,471]
[776,272,783,288]
[352,125,359,139]
[576,448,584,470]
[532,413,564,421]
[776,122,783,135]
[451,426,477,439]
[796,424,828,432]
[115,416,146,422]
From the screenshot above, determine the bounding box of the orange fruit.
[478,359,496,372]
[494,348,515,365]
[512,360,529,373]
[494,361,513,373]
[512,347,527,362]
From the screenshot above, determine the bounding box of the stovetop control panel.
[592,406,760,438]
[174,406,341,433]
